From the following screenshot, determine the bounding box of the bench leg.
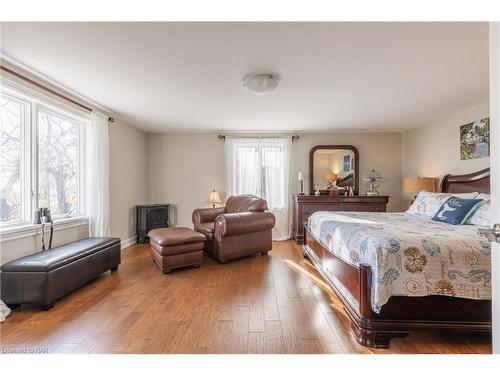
[111,266,119,272]
[7,303,20,310]
[261,251,269,256]
[162,269,172,274]
[41,303,54,311]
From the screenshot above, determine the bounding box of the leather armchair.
[192,195,275,263]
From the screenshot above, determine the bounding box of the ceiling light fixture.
[243,73,280,95]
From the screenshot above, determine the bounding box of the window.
[234,145,259,195]
[37,109,81,217]
[230,142,287,207]
[225,137,291,240]
[0,83,87,231]
[0,94,27,224]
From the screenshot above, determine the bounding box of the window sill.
[0,216,89,242]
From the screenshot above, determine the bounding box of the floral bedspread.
[307,211,491,313]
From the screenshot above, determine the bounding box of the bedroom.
[0,1,499,372]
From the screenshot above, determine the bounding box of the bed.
[303,168,492,348]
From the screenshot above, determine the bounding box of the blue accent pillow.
[432,197,483,225]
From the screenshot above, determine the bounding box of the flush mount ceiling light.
[243,73,280,95]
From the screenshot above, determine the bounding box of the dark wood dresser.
[136,203,170,243]
[293,195,389,244]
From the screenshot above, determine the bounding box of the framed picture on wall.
[343,155,351,172]
[460,117,490,160]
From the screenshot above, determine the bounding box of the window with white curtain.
[225,137,291,240]
[0,85,87,229]
[0,93,27,224]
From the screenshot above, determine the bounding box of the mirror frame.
[309,145,360,195]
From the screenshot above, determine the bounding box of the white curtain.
[225,137,291,241]
[86,111,111,237]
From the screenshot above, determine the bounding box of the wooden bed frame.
[303,168,492,348]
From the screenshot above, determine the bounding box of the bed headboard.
[440,168,490,194]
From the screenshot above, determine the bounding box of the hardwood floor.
[0,240,491,354]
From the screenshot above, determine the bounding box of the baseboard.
[121,236,137,250]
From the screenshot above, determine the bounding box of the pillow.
[466,193,491,227]
[432,197,483,225]
[406,190,479,217]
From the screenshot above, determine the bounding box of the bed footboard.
[303,226,409,347]
[303,226,491,348]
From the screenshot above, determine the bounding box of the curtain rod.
[218,134,299,141]
[0,65,115,123]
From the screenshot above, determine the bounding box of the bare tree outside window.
[37,110,79,216]
[0,95,23,223]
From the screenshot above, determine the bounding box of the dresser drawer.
[301,204,344,213]
[367,205,386,212]
[342,204,360,211]
[293,195,389,244]
[343,204,386,212]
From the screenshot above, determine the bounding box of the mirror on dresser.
[293,144,389,244]
[309,145,359,195]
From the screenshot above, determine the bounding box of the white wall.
[148,133,226,228]
[401,101,490,207]
[109,120,149,243]
[148,132,403,229]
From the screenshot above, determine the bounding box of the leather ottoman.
[148,227,206,274]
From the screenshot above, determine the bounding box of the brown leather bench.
[1,237,121,311]
[148,227,206,274]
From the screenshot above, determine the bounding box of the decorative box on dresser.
[293,195,389,244]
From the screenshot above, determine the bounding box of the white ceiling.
[0,22,489,132]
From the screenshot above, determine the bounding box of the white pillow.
[476,193,490,200]
[406,190,479,217]
[467,193,491,227]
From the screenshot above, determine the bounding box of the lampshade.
[324,173,337,182]
[209,190,222,204]
[404,177,436,193]
[297,171,304,181]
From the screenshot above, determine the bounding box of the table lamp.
[404,176,436,203]
[209,189,222,208]
[324,173,338,189]
[297,171,305,195]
